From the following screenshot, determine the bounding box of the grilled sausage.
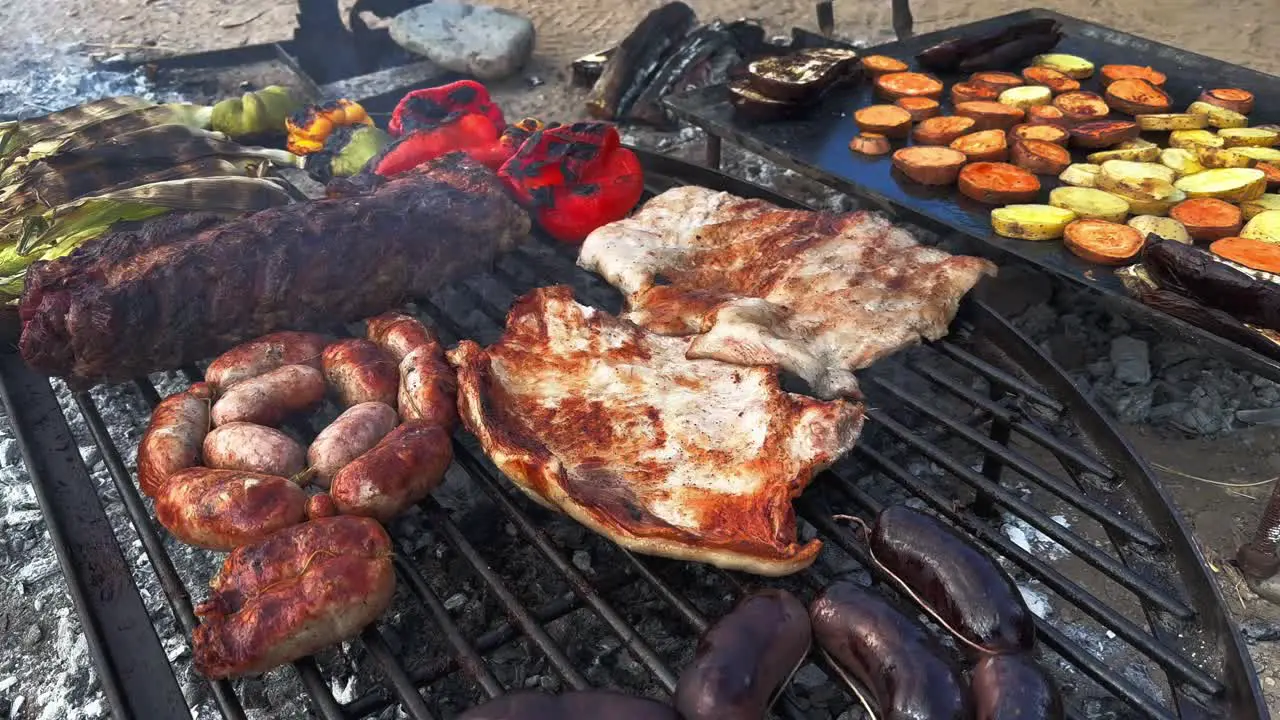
[329,420,452,521]
[321,338,399,408]
[870,504,1035,653]
[675,589,811,720]
[203,422,306,479]
[367,311,443,362]
[193,516,395,679]
[136,382,214,497]
[972,654,1064,720]
[398,345,458,428]
[457,691,679,720]
[155,468,307,551]
[307,401,399,488]
[210,364,326,427]
[306,493,338,520]
[810,581,971,720]
[205,331,328,390]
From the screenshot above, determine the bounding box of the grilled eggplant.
[1143,237,1280,331]
[916,19,1061,73]
[586,2,698,120]
[744,47,861,103]
[728,79,810,123]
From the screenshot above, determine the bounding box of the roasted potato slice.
[1198,88,1255,115]
[1053,91,1110,125]
[1259,162,1280,190]
[892,146,967,185]
[1099,65,1167,88]
[998,85,1052,110]
[848,133,892,156]
[1186,101,1249,129]
[1234,146,1280,164]
[1120,191,1184,217]
[1011,139,1071,175]
[1070,120,1140,149]
[1059,163,1102,188]
[1218,127,1280,148]
[954,101,1025,131]
[1196,146,1258,169]
[1008,123,1069,146]
[1031,53,1095,79]
[1086,139,1160,164]
[854,104,913,138]
[913,116,977,146]
[876,72,945,100]
[1241,193,1280,221]
[1169,130,1225,150]
[1105,79,1172,115]
[969,71,1024,92]
[895,97,941,122]
[1128,215,1191,243]
[1240,210,1280,243]
[958,162,1041,204]
[1064,219,1144,265]
[1169,198,1243,241]
[861,55,909,78]
[1021,66,1079,95]
[1135,113,1207,132]
[1174,167,1268,202]
[951,82,999,105]
[1049,186,1130,222]
[1099,160,1176,185]
[950,129,1010,162]
[991,204,1077,240]
[1159,148,1205,177]
[1027,105,1067,126]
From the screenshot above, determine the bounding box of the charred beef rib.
[447,285,865,576]
[577,186,997,399]
[18,153,531,386]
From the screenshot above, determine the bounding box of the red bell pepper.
[497,122,644,244]
[372,81,510,176]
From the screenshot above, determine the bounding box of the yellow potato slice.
[1234,146,1280,164]
[1240,210,1280,243]
[1186,101,1249,129]
[1031,53,1095,79]
[1240,194,1280,221]
[1118,192,1183,216]
[1128,215,1191,243]
[998,85,1052,110]
[991,204,1078,240]
[1174,167,1267,202]
[1169,130,1225,150]
[1099,160,1176,184]
[1086,139,1160,164]
[1048,186,1130,222]
[1196,146,1258,169]
[1135,113,1208,131]
[1059,163,1102,188]
[1219,127,1280,148]
[1098,173,1180,203]
[1159,148,1205,177]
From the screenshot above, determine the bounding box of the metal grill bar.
[360,628,436,719]
[934,340,1063,412]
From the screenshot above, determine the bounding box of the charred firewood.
[586,1,698,120]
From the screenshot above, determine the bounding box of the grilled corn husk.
[0,176,295,299]
[1,101,213,172]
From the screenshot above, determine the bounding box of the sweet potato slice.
[1099,64,1167,88]
[1169,197,1243,241]
[1021,66,1079,94]
[951,82,999,105]
[1009,123,1069,146]
[1070,120,1140,149]
[954,101,1025,131]
[913,116,976,146]
[1105,79,1172,115]
[892,146,967,185]
[1258,162,1280,190]
[1012,139,1072,175]
[950,129,1010,162]
[853,104,913,138]
[970,71,1024,92]
[1064,219,1144,264]
[861,54,909,78]
[1198,88,1254,115]
[1211,236,1280,273]
[848,133,892,156]
[895,96,941,122]
[875,72,944,100]
[958,162,1041,204]
[1027,105,1067,126]
[1052,91,1110,125]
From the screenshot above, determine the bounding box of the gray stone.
[390,2,534,81]
[1101,382,1153,424]
[0,438,19,467]
[571,550,592,574]
[1110,336,1151,385]
[20,624,41,648]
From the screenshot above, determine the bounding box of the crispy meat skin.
[19,153,531,386]
[577,186,997,398]
[193,516,394,679]
[448,286,864,576]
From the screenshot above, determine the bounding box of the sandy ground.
[1,0,1280,717]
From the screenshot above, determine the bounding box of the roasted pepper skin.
[286,99,372,156]
[498,122,644,244]
[388,80,506,137]
[372,82,514,175]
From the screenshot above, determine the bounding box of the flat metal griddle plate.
[663,7,1280,386]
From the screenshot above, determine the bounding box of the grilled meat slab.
[19,153,531,386]
[577,186,997,398]
[448,285,864,576]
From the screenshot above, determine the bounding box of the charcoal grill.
[0,150,1266,719]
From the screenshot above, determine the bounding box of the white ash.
[1002,513,1072,562]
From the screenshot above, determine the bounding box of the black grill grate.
[0,153,1266,720]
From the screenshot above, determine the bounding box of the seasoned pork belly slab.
[447,286,864,576]
[577,186,998,399]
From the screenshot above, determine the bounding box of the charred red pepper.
[372,80,509,176]
[498,122,644,244]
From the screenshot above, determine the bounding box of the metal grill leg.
[705,135,722,170]
[1238,482,1280,602]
